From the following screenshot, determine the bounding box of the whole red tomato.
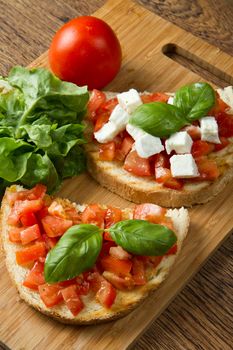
[49,16,122,89]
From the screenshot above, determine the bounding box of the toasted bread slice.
[1,185,189,325]
[85,91,233,208]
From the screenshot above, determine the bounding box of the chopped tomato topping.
[103,271,134,290]
[214,137,230,151]
[154,153,170,169]
[196,157,220,180]
[141,93,169,104]
[37,206,49,220]
[64,207,82,224]
[94,111,110,132]
[208,97,229,115]
[155,167,183,190]
[86,271,104,292]
[20,212,38,227]
[133,203,166,223]
[38,283,63,308]
[61,285,84,316]
[23,261,45,290]
[81,204,106,228]
[75,277,90,295]
[103,231,114,242]
[42,234,58,251]
[95,279,116,308]
[41,215,73,237]
[6,184,46,206]
[163,176,184,190]
[16,242,46,265]
[132,258,146,285]
[48,201,66,219]
[99,141,116,161]
[109,246,131,260]
[20,224,41,245]
[149,256,163,268]
[115,135,134,161]
[9,227,22,243]
[87,89,106,120]
[8,199,44,226]
[99,241,116,258]
[184,125,201,140]
[165,244,178,255]
[124,150,152,176]
[101,97,118,113]
[105,206,122,228]
[192,140,215,158]
[101,255,132,277]
[215,112,233,137]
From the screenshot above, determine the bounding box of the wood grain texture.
[0,0,232,349]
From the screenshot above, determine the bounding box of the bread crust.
[1,185,189,325]
[85,91,233,208]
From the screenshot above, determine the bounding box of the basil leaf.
[129,102,186,137]
[109,220,177,256]
[173,82,215,121]
[44,224,103,283]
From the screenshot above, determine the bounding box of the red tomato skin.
[132,258,146,286]
[38,283,63,308]
[214,137,230,151]
[61,285,84,316]
[20,212,38,227]
[6,184,46,206]
[49,16,122,89]
[115,135,134,161]
[23,261,45,290]
[9,227,22,243]
[8,199,44,226]
[165,244,178,255]
[101,255,132,277]
[81,204,106,228]
[191,140,215,158]
[20,224,41,245]
[16,242,46,265]
[195,157,220,180]
[99,141,116,161]
[133,203,166,223]
[141,93,168,104]
[41,215,73,237]
[124,151,152,177]
[103,271,134,290]
[105,206,122,228]
[88,90,106,119]
[215,112,233,137]
[95,279,116,308]
[94,112,110,132]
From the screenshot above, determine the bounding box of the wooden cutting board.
[0,0,233,349]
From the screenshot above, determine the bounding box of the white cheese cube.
[126,123,146,140]
[117,89,142,114]
[167,96,174,105]
[170,154,199,178]
[200,116,220,144]
[165,131,193,154]
[109,104,130,128]
[94,121,119,143]
[135,134,164,158]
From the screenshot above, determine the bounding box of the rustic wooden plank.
[0,1,232,349]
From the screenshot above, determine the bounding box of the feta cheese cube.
[167,96,174,105]
[170,154,199,178]
[126,123,146,140]
[200,116,220,144]
[94,121,119,143]
[109,104,130,128]
[165,131,193,154]
[135,134,164,158]
[117,89,142,114]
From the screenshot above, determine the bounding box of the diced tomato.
[48,201,66,219]
[99,141,116,161]
[81,204,106,228]
[9,227,22,243]
[208,97,229,115]
[154,153,170,169]
[61,285,84,316]
[87,89,106,119]
[215,112,233,137]
[133,203,166,223]
[141,93,169,104]
[165,244,178,255]
[184,125,201,140]
[192,140,215,158]
[38,283,63,308]
[41,215,73,237]
[99,241,116,258]
[214,137,230,152]
[86,271,104,292]
[103,271,134,290]
[149,256,163,268]
[105,206,122,228]
[131,258,146,285]
[101,97,118,113]
[94,112,110,132]
[6,184,46,206]
[8,199,44,225]
[155,167,183,190]
[101,255,132,277]
[20,224,41,245]
[37,206,49,220]
[163,177,184,190]
[64,207,82,224]
[42,234,58,251]
[196,157,220,180]
[96,279,116,308]
[23,261,45,290]
[75,277,90,296]
[124,150,152,176]
[115,135,134,161]
[16,242,46,265]
[103,231,114,241]
[109,246,131,260]
[20,212,38,227]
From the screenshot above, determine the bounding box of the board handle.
[162,43,233,87]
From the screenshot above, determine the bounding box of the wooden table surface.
[0,1,232,349]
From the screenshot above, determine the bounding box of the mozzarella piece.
[94,121,119,143]
[126,123,146,140]
[200,116,220,144]
[117,89,142,114]
[109,104,130,128]
[165,131,193,154]
[135,134,164,158]
[167,96,174,105]
[170,154,199,178]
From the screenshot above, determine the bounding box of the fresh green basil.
[44,224,103,283]
[109,219,177,256]
[129,102,186,137]
[173,82,215,121]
